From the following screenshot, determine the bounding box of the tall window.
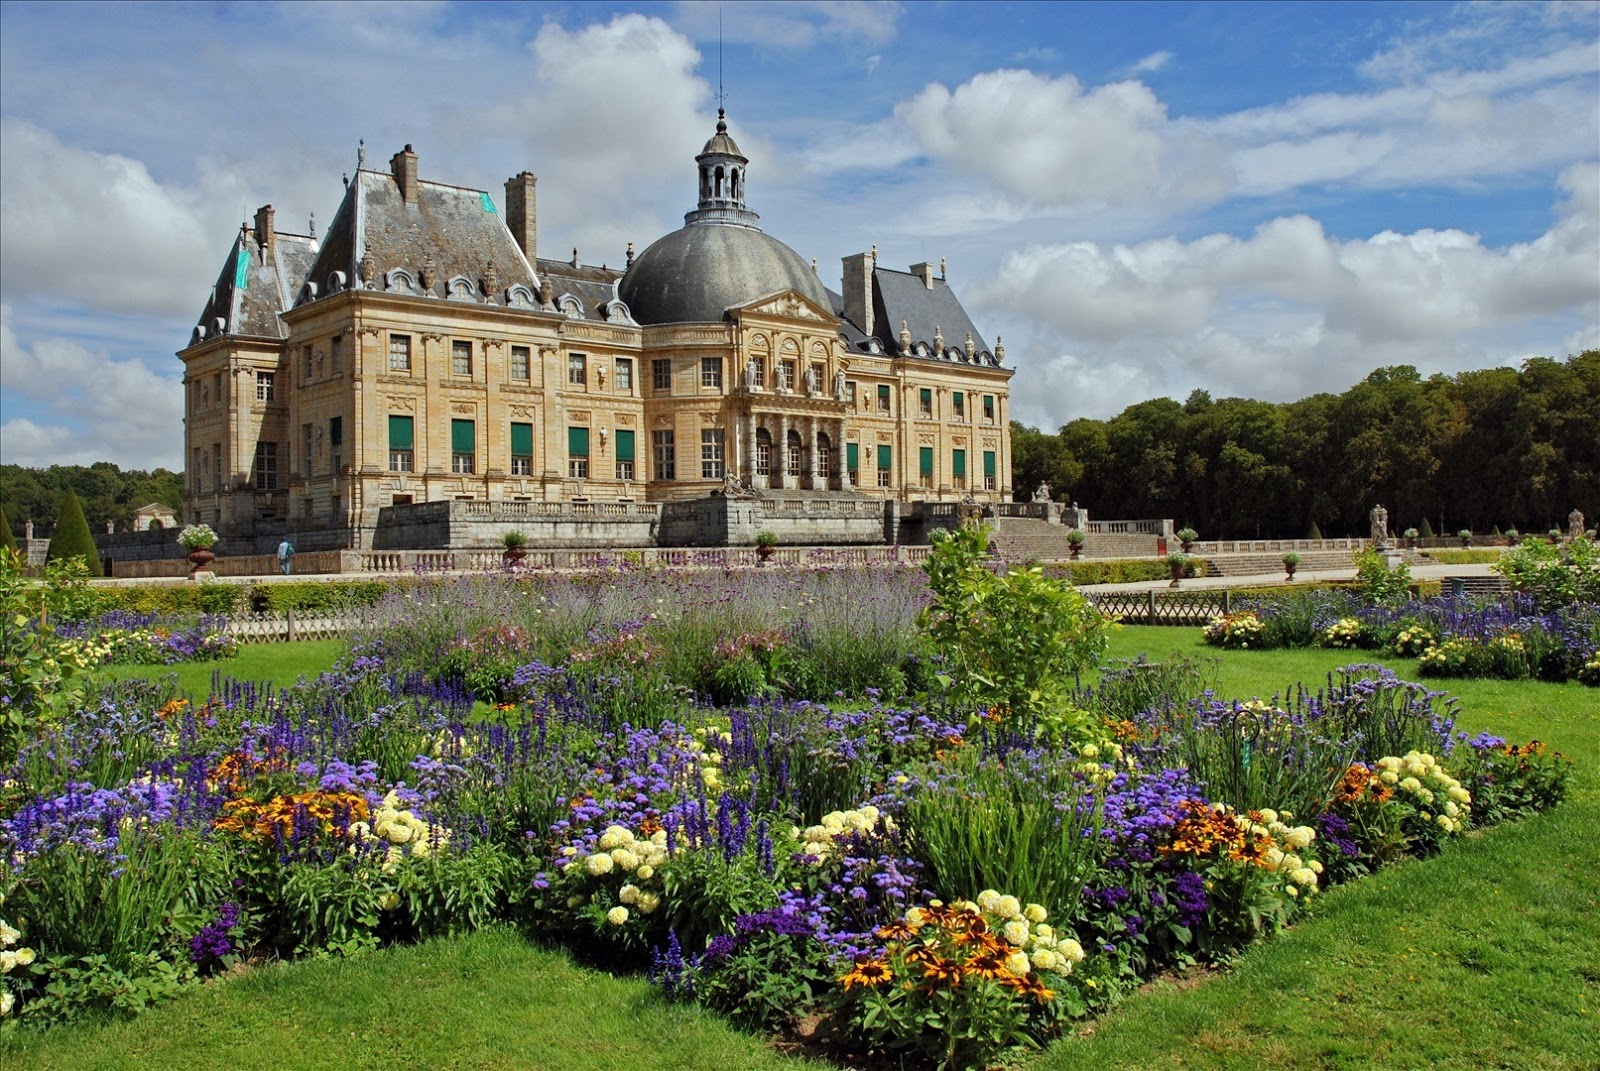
[983,450,996,491]
[568,352,587,385]
[952,448,967,491]
[701,357,722,389]
[786,429,803,477]
[256,371,274,402]
[510,422,534,475]
[652,429,675,480]
[877,384,891,413]
[452,340,473,377]
[983,394,995,422]
[212,373,222,408]
[388,416,414,472]
[749,357,766,388]
[615,429,635,481]
[568,426,590,478]
[919,446,934,488]
[302,346,313,383]
[451,419,476,474]
[810,362,825,392]
[779,360,795,391]
[330,416,342,448]
[330,335,342,372]
[846,442,859,483]
[212,443,222,491]
[701,428,725,479]
[845,379,857,411]
[952,391,965,420]
[192,447,203,490]
[876,444,892,488]
[254,441,278,490]
[302,423,315,477]
[817,433,832,480]
[755,428,772,476]
[389,334,412,372]
[920,388,933,417]
[510,345,531,381]
[615,358,633,392]
[652,358,672,392]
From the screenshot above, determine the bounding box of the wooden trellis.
[1086,590,1233,625]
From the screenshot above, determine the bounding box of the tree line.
[1,463,184,539]
[1012,353,1600,539]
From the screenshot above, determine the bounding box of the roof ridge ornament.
[933,324,944,353]
[899,321,911,355]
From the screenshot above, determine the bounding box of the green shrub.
[1493,537,1600,608]
[1423,549,1503,565]
[1044,558,1210,584]
[0,504,16,553]
[45,489,102,577]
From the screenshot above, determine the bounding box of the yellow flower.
[606,906,629,926]
[1024,904,1048,924]
[584,852,614,876]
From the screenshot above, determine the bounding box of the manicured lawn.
[13,627,1598,1070]
[103,639,346,697]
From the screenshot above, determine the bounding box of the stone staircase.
[1203,550,1360,576]
[988,517,1159,563]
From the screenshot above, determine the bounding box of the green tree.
[0,505,15,553]
[45,489,103,577]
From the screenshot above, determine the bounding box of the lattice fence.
[1086,590,1233,625]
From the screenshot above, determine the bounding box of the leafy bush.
[1353,547,1411,606]
[1494,537,1600,609]
[44,490,101,577]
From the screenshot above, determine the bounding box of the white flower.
[584,852,614,876]
[1283,826,1316,850]
[1005,951,1032,976]
[976,889,1001,913]
[634,864,654,881]
[618,884,641,905]
[606,906,629,926]
[1024,904,1048,924]
[996,895,1022,920]
[1002,920,1031,946]
[1289,867,1318,890]
[1030,947,1060,972]
[611,848,639,871]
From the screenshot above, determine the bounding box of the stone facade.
[179,118,1013,549]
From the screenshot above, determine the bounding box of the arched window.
[715,165,724,199]
[731,168,740,200]
[755,428,773,477]
[786,429,803,477]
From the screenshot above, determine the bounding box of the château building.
[179,113,1014,549]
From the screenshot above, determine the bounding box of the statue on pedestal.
[1370,503,1390,548]
[1570,508,1587,541]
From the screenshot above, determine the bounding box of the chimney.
[391,144,419,205]
[910,262,936,289]
[504,171,537,261]
[841,252,875,340]
[253,204,276,259]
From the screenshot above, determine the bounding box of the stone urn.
[1069,543,1083,560]
[501,546,528,569]
[1167,555,1187,587]
[756,544,777,565]
[187,548,216,575]
[1285,561,1298,580]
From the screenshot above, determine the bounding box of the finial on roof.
[940,257,947,279]
[933,324,944,353]
[572,247,579,268]
[716,107,727,134]
[342,173,349,189]
[357,138,366,168]
[965,331,975,358]
[626,241,635,267]
[811,257,817,274]
[995,336,1005,362]
[899,320,911,355]
[308,211,316,239]
[870,244,877,264]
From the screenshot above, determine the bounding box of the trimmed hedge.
[81,578,400,619]
[1422,549,1505,565]
[1044,558,1211,584]
[46,489,102,577]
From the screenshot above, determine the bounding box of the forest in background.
[1011,353,1599,539]
[1,463,184,537]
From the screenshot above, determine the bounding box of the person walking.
[277,537,295,575]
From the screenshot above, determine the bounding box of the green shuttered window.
[451,419,475,455]
[568,426,590,457]
[388,415,414,450]
[615,429,635,461]
[510,422,533,457]
[846,442,859,472]
[919,446,933,475]
[952,449,966,477]
[877,444,892,470]
[983,450,996,477]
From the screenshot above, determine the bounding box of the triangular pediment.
[730,289,838,324]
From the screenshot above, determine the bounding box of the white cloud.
[1128,50,1173,75]
[671,1,902,49]
[0,303,181,468]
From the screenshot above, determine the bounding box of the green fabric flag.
[510,422,533,457]
[919,446,933,475]
[451,419,475,455]
[877,444,892,471]
[846,443,859,472]
[480,192,496,214]
[233,249,250,291]
[952,449,966,477]
[983,450,996,477]
[388,415,414,451]
[615,429,635,461]
[568,426,590,457]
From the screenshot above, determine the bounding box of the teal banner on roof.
[480,192,496,214]
[233,250,249,290]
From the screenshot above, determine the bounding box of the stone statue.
[1570,508,1587,541]
[1370,504,1390,548]
[805,365,820,393]
[833,369,846,399]
[25,520,34,540]
[899,321,911,356]
[1032,482,1052,503]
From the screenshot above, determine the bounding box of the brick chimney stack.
[504,171,538,262]
[391,144,419,205]
[253,204,276,259]
[842,252,875,340]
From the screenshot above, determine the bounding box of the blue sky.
[1,0,1596,469]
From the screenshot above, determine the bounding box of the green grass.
[103,639,346,697]
[15,628,1599,1069]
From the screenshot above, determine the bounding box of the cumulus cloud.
[977,174,1600,423]
[0,303,181,468]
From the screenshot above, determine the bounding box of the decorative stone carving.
[1032,482,1052,503]
[1370,503,1389,547]
[965,332,975,359]
[450,402,475,415]
[995,336,1005,363]
[1571,509,1587,540]
[899,321,911,355]
[933,325,944,354]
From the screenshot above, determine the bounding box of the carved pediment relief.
[733,289,837,324]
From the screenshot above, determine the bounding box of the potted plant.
[501,530,529,567]
[1166,551,1188,587]
[1458,528,1473,548]
[754,530,779,564]
[1176,527,1198,554]
[1282,551,1300,580]
[177,523,218,575]
[1403,527,1419,549]
[1066,528,1086,560]
[1549,527,1563,543]
[1505,527,1520,546]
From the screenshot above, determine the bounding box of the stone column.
[806,415,821,489]
[743,408,758,486]
[775,413,791,490]
[837,418,851,490]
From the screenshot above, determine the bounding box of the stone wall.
[658,494,888,546]
[371,499,660,550]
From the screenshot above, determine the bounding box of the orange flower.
[841,955,893,990]
[920,956,964,989]
[964,951,1009,980]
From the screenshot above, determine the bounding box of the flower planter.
[502,547,528,569]
[1180,541,1194,555]
[1285,563,1297,580]
[1068,544,1083,560]
[1168,562,1185,587]
[756,545,777,565]
[187,548,216,576]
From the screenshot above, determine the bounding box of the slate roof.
[869,267,999,366]
[535,259,625,322]
[192,229,317,343]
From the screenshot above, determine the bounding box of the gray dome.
[619,223,832,325]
